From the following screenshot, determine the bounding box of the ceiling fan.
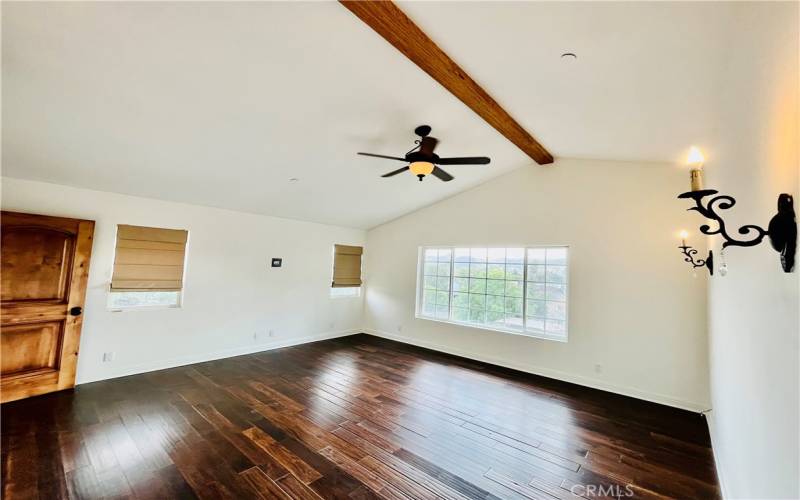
[357,125,491,182]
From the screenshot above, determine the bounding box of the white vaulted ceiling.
[2,2,748,228]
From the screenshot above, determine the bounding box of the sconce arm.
[678,190,768,248]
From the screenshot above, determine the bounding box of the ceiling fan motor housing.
[406,151,439,163]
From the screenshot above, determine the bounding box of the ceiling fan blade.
[381,166,410,178]
[436,156,491,165]
[431,166,454,182]
[358,152,407,161]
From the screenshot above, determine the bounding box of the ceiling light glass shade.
[409,161,434,176]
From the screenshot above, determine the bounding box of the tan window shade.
[111,225,188,291]
[332,244,363,287]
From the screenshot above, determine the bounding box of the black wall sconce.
[678,232,713,276]
[677,147,797,273]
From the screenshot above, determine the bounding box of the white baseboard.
[76,329,360,385]
[704,411,729,499]
[361,328,708,413]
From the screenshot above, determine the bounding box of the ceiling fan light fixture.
[409,161,434,177]
[358,126,489,182]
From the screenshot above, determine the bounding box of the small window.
[417,246,569,341]
[331,244,363,288]
[108,225,188,310]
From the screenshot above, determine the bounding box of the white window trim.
[414,245,570,342]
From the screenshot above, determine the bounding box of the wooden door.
[1,211,95,403]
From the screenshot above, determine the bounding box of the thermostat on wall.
[271,258,282,268]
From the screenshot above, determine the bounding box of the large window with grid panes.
[416,246,569,341]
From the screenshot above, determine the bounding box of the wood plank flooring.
[1,334,720,499]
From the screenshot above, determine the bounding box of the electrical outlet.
[397,325,403,333]
[102,352,115,362]
[594,364,603,374]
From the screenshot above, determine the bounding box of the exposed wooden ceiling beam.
[340,0,553,165]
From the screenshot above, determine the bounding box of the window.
[417,246,569,341]
[108,225,188,310]
[331,244,363,290]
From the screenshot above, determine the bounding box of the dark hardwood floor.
[1,333,719,499]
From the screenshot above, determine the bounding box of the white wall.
[363,158,710,411]
[702,3,799,498]
[1,177,365,384]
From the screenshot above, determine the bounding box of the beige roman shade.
[111,225,188,291]
[332,244,363,287]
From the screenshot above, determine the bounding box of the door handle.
[69,306,83,316]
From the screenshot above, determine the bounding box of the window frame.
[106,225,190,312]
[330,244,363,299]
[415,245,570,342]
[331,244,363,288]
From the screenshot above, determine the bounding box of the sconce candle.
[679,229,689,247]
[687,147,704,192]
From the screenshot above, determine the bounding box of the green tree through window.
[419,246,569,340]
